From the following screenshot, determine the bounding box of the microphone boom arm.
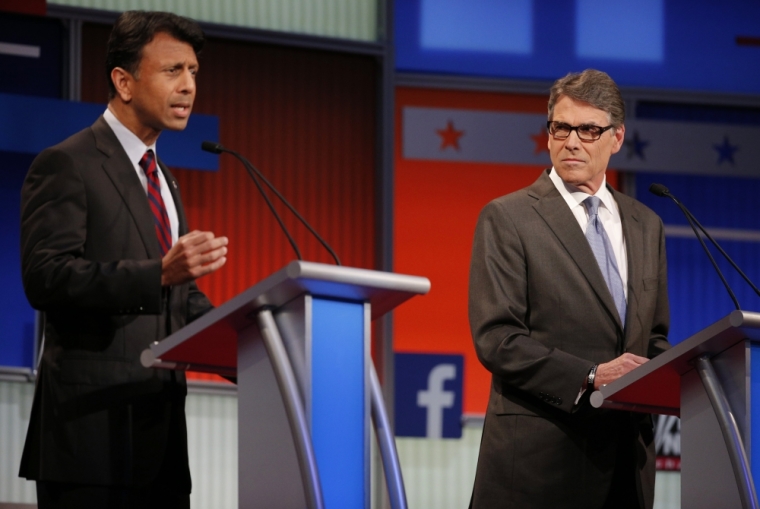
[203,141,341,266]
[649,183,744,310]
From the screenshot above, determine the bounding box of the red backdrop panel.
[82,24,378,382]
[393,86,619,414]
[0,0,46,15]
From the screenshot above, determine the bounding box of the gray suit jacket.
[469,170,669,508]
[19,116,212,489]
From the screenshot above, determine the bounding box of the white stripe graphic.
[403,107,551,166]
[0,42,41,58]
[664,225,760,243]
[403,106,760,178]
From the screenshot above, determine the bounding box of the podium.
[590,310,760,509]
[141,261,430,509]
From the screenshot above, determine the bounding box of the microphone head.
[649,183,670,197]
[201,140,224,154]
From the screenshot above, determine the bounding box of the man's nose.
[564,129,582,148]
[179,69,196,94]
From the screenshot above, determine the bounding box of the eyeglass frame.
[546,121,616,142]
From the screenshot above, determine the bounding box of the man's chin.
[556,168,583,184]
[164,118,191,131]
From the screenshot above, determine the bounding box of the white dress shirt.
[549,168,628,400]
[548,168,628,298]
[103,108,180,245]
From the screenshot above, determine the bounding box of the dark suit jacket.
[18,116,212,490]
[468,170,670,509]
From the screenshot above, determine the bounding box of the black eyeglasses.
[547,121,615,141]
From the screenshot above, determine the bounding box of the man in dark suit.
[18,11,228,509]
[468,70,670,509]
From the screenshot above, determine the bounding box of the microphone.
[201,140,224,154]
[202,141,341,265]
[648,183,669,198]
[648,183,760,309]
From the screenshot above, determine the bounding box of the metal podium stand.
[590,310,760,509]
[141,261,430,509]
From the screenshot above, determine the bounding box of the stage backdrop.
[394,86,760,423]
[392,85,621,415]
[78,23,380,381]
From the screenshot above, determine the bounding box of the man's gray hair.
[548,69,625,127]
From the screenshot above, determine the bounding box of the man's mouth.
[171,104,191,117]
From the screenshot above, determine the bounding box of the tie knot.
[584,196,602,217]
[139,149,156,176]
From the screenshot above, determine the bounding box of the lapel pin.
[172,180,178,189]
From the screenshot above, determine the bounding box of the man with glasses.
[468,69,670,508]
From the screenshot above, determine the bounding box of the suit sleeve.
[20,147,163,313]
[469,200,593,413]
[186,281,213,323]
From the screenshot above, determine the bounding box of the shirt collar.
[103,107,157,167]
[548,167,618,218]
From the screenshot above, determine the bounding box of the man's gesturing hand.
[161,230,228,286]
[594,353,648,389]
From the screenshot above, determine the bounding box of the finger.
[193,256,227,278]
[179,230,214,247]
[208,256,227,272]
[200,236,228,252]
[618,353,647,364]
[177,230,202,242]
[187,235,228,256]
[200,246,228,265]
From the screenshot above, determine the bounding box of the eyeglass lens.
[548,122,606,141]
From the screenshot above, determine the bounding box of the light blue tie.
[584,196,627,327]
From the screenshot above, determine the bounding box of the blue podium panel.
[311,297,367,509]
[143,261,432,509]
[752,343,760,490]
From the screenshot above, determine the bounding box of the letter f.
[417,364,456,438]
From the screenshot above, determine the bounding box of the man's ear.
[610,124,625,155]
[111,67,133,102]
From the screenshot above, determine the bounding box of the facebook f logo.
[395,353,464,438]
[417,364,456,438]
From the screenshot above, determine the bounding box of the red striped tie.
[139,150,172,256]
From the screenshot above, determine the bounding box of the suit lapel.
[157,160,187,236]
[531,171,624,333]
[614,188,645,352]
[91,116,162,259]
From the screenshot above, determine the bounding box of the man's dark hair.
[548,69,625,128]
[106,11,205,99]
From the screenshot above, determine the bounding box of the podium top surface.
[590,310,760,415]
[143,261,430,372]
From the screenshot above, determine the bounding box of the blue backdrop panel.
[0,12,63,98]
[396,0,760,95]
[311,297,365,509]
[636,102,760,127]
[636,172,760,345]
[0,151,37,369]
[0,93,219,171]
